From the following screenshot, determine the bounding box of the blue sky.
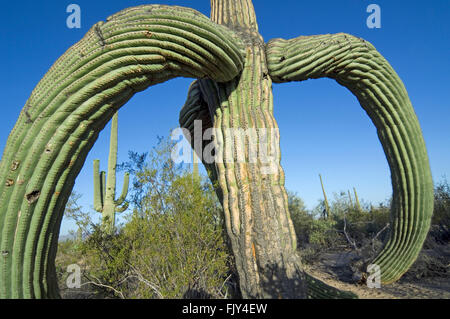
[0,1,449,236]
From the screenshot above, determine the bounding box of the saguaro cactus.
[348,190,354,207]
[93,112,129,234]
[319,174,330,218]
[353,187,362,212]
[0,1,433,298]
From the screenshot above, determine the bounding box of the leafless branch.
[123,259,164,299]
[371,223,390,252]
[81,275,125,299]
[343,210,358,251]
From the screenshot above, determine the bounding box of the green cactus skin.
[0,4,245,298]
[0,0,433,298]
[266,33,434,284]
[353,187,362,212]
[348,190,354,208]
[93,112,129,234]
[319,174,330,218]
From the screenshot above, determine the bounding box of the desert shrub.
[117,174,233,299]
[57,136,236,299]
[56,239,83,293]
[309,218,340,247]
[288,191,314,247]
[432,178,450,229]
[78,226,134,298]
[334,205,390,249]
[288,192,341,250]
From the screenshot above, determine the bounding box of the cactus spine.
[0,0,433,298]
[93,112,129,234]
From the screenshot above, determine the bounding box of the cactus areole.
[0,0,433,298]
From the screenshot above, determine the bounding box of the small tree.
[432,178,450,226]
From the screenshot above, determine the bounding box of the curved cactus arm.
[93,159,103,212]
[0,4,244,298]
[114,172,129,206]
[266,33,434,284]
[179,81,215,167]
[115,201,129,213]
[305,273,357,299]
[179,80,223,203]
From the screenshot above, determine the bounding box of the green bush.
[117,173,232,298]
[57,136,236,299]
[432,178,450,227]
[57,142,449,297]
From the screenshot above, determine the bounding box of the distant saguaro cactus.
[319,174,330,218]
[0,0,433,298]
[93,112,129,234]
[348,190,354,207]
[353,187,362,212]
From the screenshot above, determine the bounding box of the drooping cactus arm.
[39,125,102,298]
[114,172,129,207]
[115,201,129,213]
[266,33,434,284]
[179,80,223,204]
[0,4,244,298]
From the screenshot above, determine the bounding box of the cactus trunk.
[178,0,355,299]
[319,174,330,218]
[199,0,305,298]
[103,112,120,231]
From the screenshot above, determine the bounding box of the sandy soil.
[304,251,450,299]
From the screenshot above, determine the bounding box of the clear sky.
[0,1,448,236]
